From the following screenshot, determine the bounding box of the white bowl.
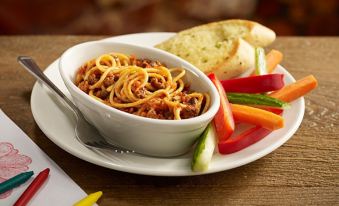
[59,41,220,157]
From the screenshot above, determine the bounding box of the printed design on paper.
[0,142,32,199]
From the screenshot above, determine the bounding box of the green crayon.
[0,171,34,194]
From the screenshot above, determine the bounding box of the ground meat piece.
[146,109,159,119]
[75,73,83,85]
[114,74,120,81]
[88,73,99,85]
[180,96,200,118]
[175,92,188,103]
[182,84,190,93]
[150,77,165,89]
[141,60,151,68]
[93,69,101,76]
[120,107,136,113]
[171,95,181,102]
[135,58,164,68]
[188,97,198,105]
[163,110,174,119]
[78,81,90,93]
[131,81,141,91]
[78,66,87,75]
[129,55,136,65]
[181,105,199,119]
[131,82,146,98]
[136,98,171,119]
[113,97,124,103]
[95,89,109,99]
[150,60,162,67]
[76,67,87,84]
[103,75,115,87]
[146,109,167,119]
[149,98,168,110]
[135,87,147,98]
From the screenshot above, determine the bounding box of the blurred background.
[0,0,338,36]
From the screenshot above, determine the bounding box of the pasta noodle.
[75,53,210,120]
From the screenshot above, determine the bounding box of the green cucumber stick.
[255,47,267,75]
[191,123,216,172]
[227,93,290,108]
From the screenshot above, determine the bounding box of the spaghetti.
[75,53,210,120]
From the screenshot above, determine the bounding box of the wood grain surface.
[0,36,338,205]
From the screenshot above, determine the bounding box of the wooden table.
[0,36,338,205]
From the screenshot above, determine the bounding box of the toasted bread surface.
[155,19,275,79]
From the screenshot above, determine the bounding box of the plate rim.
[30,32,305,176]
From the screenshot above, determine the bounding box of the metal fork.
[18,56,134,154]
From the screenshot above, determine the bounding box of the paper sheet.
[0,109,89,205]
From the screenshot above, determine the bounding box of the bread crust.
[155,19,275,80]
[210,38,255,80]
[176,19,275,47]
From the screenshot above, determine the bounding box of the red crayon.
[14,168,50,206]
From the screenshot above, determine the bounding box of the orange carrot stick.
[251,49,283,75]
[266,49,283,73]
[230,104,284,130]
[269,75,318,102]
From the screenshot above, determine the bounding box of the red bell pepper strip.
[218,110,283,154]
[221,74,284,93]
[218,126,271,154]
[258,107,283,114]
[208,73,235,142]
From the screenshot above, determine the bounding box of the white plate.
[31,32,305,176]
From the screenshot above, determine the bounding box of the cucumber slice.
[227,92,290,108]
[255,47,267,75]
[191,123,217,172]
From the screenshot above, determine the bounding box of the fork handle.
[17,56,81,117]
